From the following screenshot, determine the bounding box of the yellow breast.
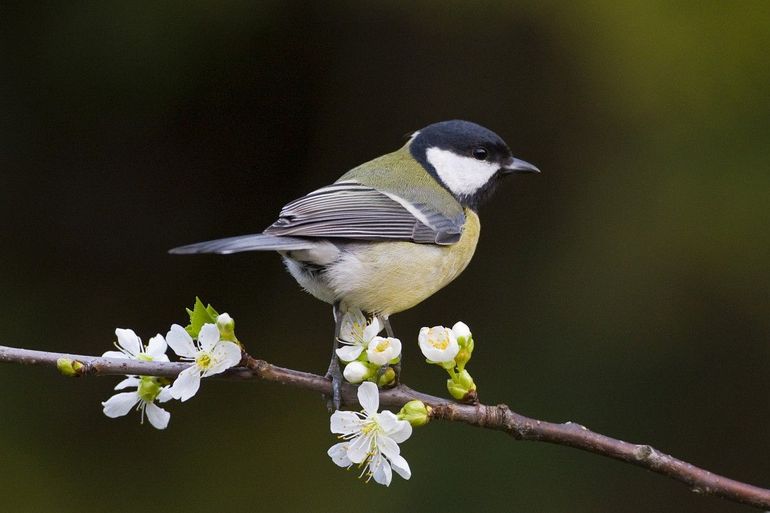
[328,208,481,316]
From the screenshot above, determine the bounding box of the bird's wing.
[263,181,464,244]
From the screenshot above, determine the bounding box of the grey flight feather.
[264,181,463,244]
[169,234,316,255]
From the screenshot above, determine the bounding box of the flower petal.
[198,323,221,351]
[335,345,363,362]
[170,365,201,401]
[451,321,471,340]
[166,324,197,358]
[339,309,366,343]
[371,454,392,486]
[115,328,142,357]
[362,316,382,342]
[378,411,412,443]
[156,386,173,403]
[346,433,371,464]
[388,453,411,480]
[144,402,170,430]
[357,381,379,416]
[343,361,370,384]
[327,442,352,468]
[101,350,128,359]
[377,435,401,461]
[113,376,140,390]
[145,334,168,359]
[387,337,402,359]
[102,391,139,418]
[203,341,241,377]
[330,411,361,435]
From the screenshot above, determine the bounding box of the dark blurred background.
[2,1,769,511]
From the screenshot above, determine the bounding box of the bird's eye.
[472,147,488,161]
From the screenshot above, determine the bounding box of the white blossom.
[336,309,382,362]
[102,376,173,429]
[366,336,401,366]
[328,382,412,486]
[418,326,460,363]
[102,329,169,363]
[101,329,172,428]
[166,323,241,401]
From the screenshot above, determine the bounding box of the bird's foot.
[324,356,343,412]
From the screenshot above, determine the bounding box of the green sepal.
[185,297,219,338]
[424,358,456,370]
[439,359,456,371]
[447,379,468,400]
[137,376,162,403]
[454,348,470,371]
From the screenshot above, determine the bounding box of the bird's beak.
[502,157,540,174]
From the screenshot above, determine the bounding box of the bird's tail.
[169,233,317,255]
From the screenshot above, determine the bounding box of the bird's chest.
[327,209,481,315]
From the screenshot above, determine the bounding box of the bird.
[170,120,539,407]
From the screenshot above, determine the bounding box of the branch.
[1,344,768,509]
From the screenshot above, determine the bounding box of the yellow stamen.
[196,352,212,369]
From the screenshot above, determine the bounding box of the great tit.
[171,120,539,405]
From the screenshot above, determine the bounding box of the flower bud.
[57,358,84,377]
[447,369,477,401]
[343,361,374,384]
[216,313,238,343]
[398,400,431,427]
[451,321,472,343]
[377,367,396,387]
[447,379,468,401]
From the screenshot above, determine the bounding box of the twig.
[1,344,768,510]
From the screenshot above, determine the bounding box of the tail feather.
[169,233,317,255]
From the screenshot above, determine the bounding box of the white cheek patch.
[426,147,499,196]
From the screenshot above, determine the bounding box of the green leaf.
[185,297,219,338]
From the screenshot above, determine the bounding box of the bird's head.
[408,120,539,210]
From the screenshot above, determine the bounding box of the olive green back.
[336,143,464,222]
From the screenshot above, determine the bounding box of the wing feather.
[264,181,463,244]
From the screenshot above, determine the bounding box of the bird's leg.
[376,315,400,386]
[383,316,395,338]
[324,302,343,411]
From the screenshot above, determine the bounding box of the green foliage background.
[1,2,769,511]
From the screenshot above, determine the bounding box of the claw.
[323,302,344,411]
[375,363,388,382]
[324,356,343,411]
